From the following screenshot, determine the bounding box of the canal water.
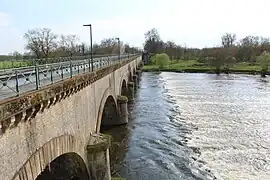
[105,72,270,180]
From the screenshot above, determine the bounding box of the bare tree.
[80,43,87,55]
[24,28,57,59]
[93,38,123,55]
[12,51,22,60]
[208,48,227,74]
[164,41,177,59]
[237,35,259,62]
[124,44,140,54]
[221,33,236,47]
[144,28,163,54]
[59,35,80,56]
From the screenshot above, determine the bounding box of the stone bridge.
[0,55,143,180]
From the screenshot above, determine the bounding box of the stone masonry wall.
[0,56,141,180]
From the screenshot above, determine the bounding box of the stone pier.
[117,95,128,125]
[127,82,135,102]
[136,70,142,78]
[87,134,111,180]
[132,75,138,89]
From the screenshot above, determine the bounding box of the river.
[105,72,270,180]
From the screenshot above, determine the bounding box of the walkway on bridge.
[0,54,139,100]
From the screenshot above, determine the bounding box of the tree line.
[7,28,141,60]
[143,28,270,76]
[143,28,200,60]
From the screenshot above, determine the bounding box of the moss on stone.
[127,82,134,86]
[5,98,27,113]
[87,134,112,154]
[76,76,86,84]
[63,79,76,91]
[117,95,128,102]
[44,85,62,99]
[51,85,63,95]
[30,93,43,106]
[0,97,28,121]
[87,141,108,153]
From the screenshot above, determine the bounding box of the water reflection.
[102,125,131,176]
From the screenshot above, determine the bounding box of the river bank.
[142,60,270,75]
[143,67,264,75]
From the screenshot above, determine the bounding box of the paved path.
[0,54,135,100]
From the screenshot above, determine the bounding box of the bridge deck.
[0,54,139,100]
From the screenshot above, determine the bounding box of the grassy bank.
[0,61,32,69]
[143,60,263,75]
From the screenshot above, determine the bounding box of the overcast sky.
[0,0,269,54]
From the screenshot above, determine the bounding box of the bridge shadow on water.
[99,76,141,177]
[100,102,136,177]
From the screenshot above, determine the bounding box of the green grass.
[0,61,33,69]
[143,59,263,74]
[143,60,213,72]
[231,62,261,71]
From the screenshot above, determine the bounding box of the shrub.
[257,51,270,77]
[155,53,170,68]
[150,54,157,65]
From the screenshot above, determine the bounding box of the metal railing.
[0,53,132,69]
[0,53,140,100]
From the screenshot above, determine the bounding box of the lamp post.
[115,37,120,62]
[83,24,93,71]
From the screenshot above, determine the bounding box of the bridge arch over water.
[96,87,118,133]
[36,152,89,180]
[120,79,128,97]
[12,135,87,180]
[0,55,143,180]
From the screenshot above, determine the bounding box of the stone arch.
[96,88,118,133]
[129,71,133,82]
[128,64,131,73]
[127,64,132,82]
[119,77,128,97]
[36,152,89,180]
[12,135,86,180]
[133,68,136,77]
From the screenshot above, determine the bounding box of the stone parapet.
[0,57,138,136]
